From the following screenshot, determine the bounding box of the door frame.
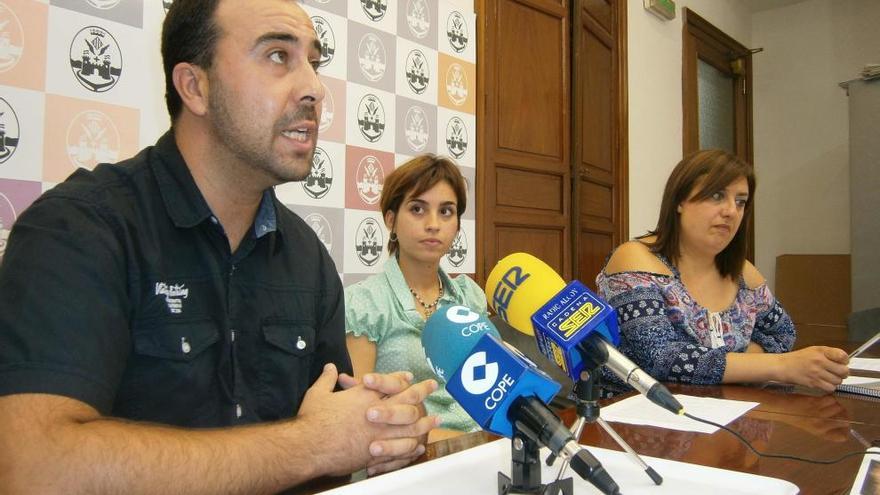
[682,8,755,260]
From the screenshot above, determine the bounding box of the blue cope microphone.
[486,253,684,416]
[422,305,619,495]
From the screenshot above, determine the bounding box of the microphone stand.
[498,429,574,495]
[545,365,664,487]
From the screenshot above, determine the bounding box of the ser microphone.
[485,252,684,416]
[421,305,619,495]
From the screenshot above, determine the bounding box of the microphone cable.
[682,412,878,465]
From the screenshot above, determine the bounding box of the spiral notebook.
[837,376,880,398]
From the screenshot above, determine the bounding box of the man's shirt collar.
[151,131,278,239]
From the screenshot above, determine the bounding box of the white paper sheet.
[848,448,880,495]
[318,439,798,495]
[850,358,880,373]
[842,375,880,386]
[600,394,758,433]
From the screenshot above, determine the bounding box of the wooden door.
[476,0,626,288]
[571,0,628,290]
[476,0,572,282]
[682,8,754,260]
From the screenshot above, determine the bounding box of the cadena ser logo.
[446,11,468,53]
[302,147,333,199]
[446,230,467,267]
[0,98,20,165]
[404,105,428,152]
[354,217,383,266]
[69,26,122,93]
[0,2,24,73]
[357,32,386,82]
[304,213,333,252]
[461,351,498,395]
[405,49,429,94]
[360,0,387,22]
[86,0,122,9]
[491,266,530,322]
[355,155,384,205]
[406,0,430,39]
[66,110,121,169]
[312,16,335,68]
[550,341,568,373]
[558,302,602,339]
[357,94,385,143]
[445,116,467,159]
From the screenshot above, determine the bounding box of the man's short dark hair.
[161,0,223,122]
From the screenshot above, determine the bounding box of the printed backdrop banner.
[0,0,478,281]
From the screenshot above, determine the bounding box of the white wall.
[752,0,880,290]
[627,0,752,239]
[628,0,880,292]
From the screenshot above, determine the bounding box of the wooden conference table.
[297,347,880,495]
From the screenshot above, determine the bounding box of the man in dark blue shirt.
[0,0,438,492]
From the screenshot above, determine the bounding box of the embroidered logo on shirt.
[155,282,189,314]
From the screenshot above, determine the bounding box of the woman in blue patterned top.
[597,150,849,394]
[345,155,487,442]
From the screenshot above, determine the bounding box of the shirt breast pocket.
[256,322,316,420]
[133,321,220,361]
[118,321,222,425]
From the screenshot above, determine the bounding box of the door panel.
[581,19,613,175]
[579,232,613,291]
[682,9,754,260]
[476,0,626,287]
[497,1,568,160]
[573,1,627,286]
[496,226,566,273]
[583,0,612,32]
[579,181,613,231]
[697,58,735,152]
[478,0,571,281]
[496,167,564,213]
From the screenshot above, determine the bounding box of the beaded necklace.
[409,276,444,318]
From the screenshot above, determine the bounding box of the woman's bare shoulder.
[742,260,766,289]
[604,240,672,276]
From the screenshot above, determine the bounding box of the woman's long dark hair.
[642,150,755,279]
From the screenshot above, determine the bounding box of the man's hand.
[338,370,439,475]
[296,365,439,477]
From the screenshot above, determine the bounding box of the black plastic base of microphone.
[497,471,573,495]
[498,433,573,495]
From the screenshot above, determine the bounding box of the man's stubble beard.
[206,77,318,185]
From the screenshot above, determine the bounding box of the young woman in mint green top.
[345,155,487,442]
